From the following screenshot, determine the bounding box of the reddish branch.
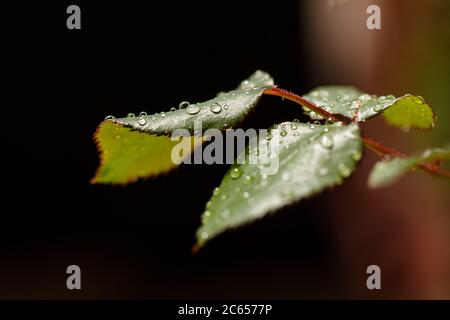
[263,87,352,124]
[363,137,450,178]
[263,86,449,179]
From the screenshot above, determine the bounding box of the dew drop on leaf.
[178,101,190,109]
[139,111,147,117]
[210,102,222,114]
[230,168,242,179]
[338,163,351,177]
[200,232,209,240]
[138,118,147,126]
[127,113,135,118]
[320,135,334,149]
[318,167,329,176]
[105,115,115,120]
[186,104,200,115]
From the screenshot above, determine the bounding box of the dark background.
[3,1,450,299]
[2,1,339,299]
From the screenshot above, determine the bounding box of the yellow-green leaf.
[381,95,436,130]
[91,121,202,185]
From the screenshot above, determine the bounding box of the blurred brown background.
[305,0,450,298]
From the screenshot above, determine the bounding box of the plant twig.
[263,87,352,124]
[362,136,450,178]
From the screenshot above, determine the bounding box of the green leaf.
[368,145,450,188]
[111,70,274,135]
[195,122,363,248]
[92,70,274,184]
[302,87,435,129]
[380,95,436,130]
[302,86,364,120]
[91,121,202,185]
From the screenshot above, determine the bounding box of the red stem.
[264,86,450,179]
[263,87,352,124]
[363,137,450,178]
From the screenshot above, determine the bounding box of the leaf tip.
[191,242,204,254]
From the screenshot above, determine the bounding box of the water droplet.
[160,112,166,118]
[245,90,250,95]
[179,101,190,109]
[170,107,176,112]
[318,167,328,176]
[338,163,351,177]
[206,201,212,209]
[374,105,383,112]
[230,168,242,179]
[127,113,135,118]
[358,94,372,102]
[139,111,147,117]
[265,132,272,140]
[320,135,334,149]
[210,102,222,114]
[280,130,287,137]
[138,118,147,126]
[262,174,268,180]
[105,115,115,120]
[352,150,362,161]
[201,211,211,223]
[243,191,250,198]
[244,175,252,185]
[309,124,316,130]
[200,232,209,240]
[223,104,229,110]
[186,104,200,115]
[213,187,220,196]
[290,123,298,130]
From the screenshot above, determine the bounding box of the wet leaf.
[91,121,202,185]
[368,145,450,188]
[195,122,362,248]
[302,87,435,129]
[92,70,274,184]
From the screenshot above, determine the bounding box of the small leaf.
[195,122,362,248]
[302,87,435,129]
[368,145,450,188]
[91,121,202,185]
[380,95,436,130]
[92,70,274,184]
[112,70,274,135]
